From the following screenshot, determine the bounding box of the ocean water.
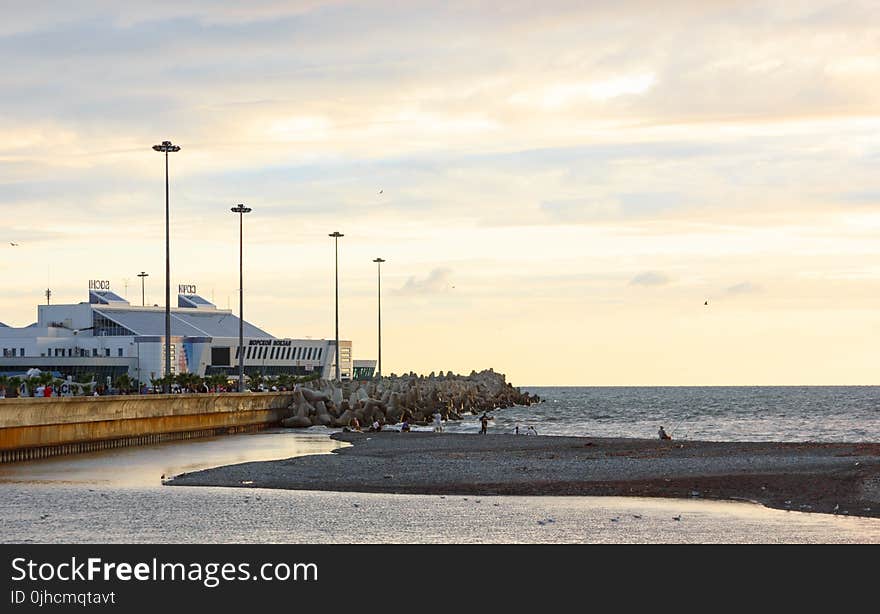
[439,386,880,442]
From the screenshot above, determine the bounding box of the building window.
[118,348,123,357]
[20,348,25,357]
[105,349,111,357]
[92,313,136,337]
[10,348,16,357]
[93,349,98,357]
[211,347,231,367]
[317,348,322,360]
[270,346,276,360]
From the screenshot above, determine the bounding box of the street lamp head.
[373,258,385,263]
[231,204,252,214]
[329,231,344,238]
[137,271,149,278]
[152,141,181,153]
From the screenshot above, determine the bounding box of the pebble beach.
[168,431,880,518]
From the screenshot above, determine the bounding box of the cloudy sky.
[3,1,879,384]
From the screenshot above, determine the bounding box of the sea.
[446,386,880,442]
[1,386,878,544]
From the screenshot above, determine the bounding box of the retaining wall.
[0,393,294,463]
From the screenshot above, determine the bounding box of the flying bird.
[704,300,708,306]
[378,189,383,195]
[10,242,18,246]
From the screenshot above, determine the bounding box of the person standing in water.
[480,413,490,435]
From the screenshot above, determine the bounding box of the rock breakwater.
[281,369,538,429]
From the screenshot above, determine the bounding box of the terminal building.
[0,281,354,385]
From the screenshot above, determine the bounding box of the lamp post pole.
[232,204,252,393]
[373,258,385,378]
[328,232,344,382]
[152,140,180,393]
[137,271,148,307]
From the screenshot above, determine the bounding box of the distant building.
[0,282,353,384]
[352,359,377,380]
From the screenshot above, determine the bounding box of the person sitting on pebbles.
[658,426,672,440]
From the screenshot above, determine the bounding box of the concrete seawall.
[0,393,294,463]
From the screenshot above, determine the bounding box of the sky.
[2,0,879,385]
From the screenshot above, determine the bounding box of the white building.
[0,282,353,385]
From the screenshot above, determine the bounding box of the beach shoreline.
[167,432,880,518]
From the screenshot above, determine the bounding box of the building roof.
[94,308,273,339]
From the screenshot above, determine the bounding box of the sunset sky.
[3,1,879,385]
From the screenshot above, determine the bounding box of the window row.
[2,347,127,358]
[233,344,324,362]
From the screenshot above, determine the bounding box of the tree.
[205,373,229,391]
[175,372,204,392]
[114,373,134,393]
[249,371,265,392]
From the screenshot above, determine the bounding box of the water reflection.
[0,428,346,488]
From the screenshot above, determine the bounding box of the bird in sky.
[10,242,18,246]
[704,300,708,306]
[378,189,383,194]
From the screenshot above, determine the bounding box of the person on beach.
[433,412,443,432]
[527,426,538,435]
[370,420,381,432]
[401,420,411,432]
[351,417,362,432]
[480,413,489,435]
[658,426,672,440]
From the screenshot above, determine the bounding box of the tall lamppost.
[231,204,252,393]
[137,271,149,306]
[373,257,385,378]
[152,140,180,393]
[328,231,344,382]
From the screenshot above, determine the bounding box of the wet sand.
[167,432,880,518]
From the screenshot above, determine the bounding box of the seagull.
[353,503,360,508]
[632,514,642,519]
[672,515,682,521]
[704,300,708,306]
[40,514,49,520]
[10,242,18,246]
[378,189,383,194]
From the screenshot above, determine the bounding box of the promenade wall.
[0,393,294,462]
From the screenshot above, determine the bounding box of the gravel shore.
[167,432,880,518]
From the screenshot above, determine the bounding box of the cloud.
[726,281,762,295]
[396,268,453,295]
[629,271,672,286]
